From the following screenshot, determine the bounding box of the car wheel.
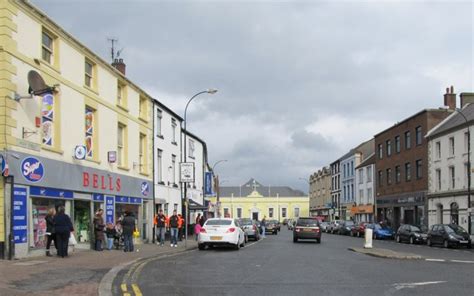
[409,236,414,245]
[350,231,354,237]
[198,244,205,251]
[293,237,298,243]
[316,238,321,244]
[467,243,472,249]
[373,233,377,240]
[396,235,401,243]
[427,238,432,247]
[443,239,449,249]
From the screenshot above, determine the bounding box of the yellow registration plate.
[304,228,312,232]
[210,236,222,241]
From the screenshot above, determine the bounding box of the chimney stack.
[112,58,126,75]
[443,85,456,110]
[460,92,474,108]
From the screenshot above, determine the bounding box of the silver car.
[239,218,260,241]
[328,220,342,234]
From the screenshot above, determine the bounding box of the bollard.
[364,228,373,249]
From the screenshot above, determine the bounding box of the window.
[294,208,300,218]
[139,133,147,173]
[172,155,176,184]
[358,169,364,184]
[41,93,55,146]
[386,168,392,185]
[378,170,383,187]
[359,189,364,202]
[189,139,195,159]
[351,161,354,176]
[117,84,123,106]
[449,137,455,156]
[436,169,441,190]
[171,119,177,144]
[223,208,229,218]
[367,167,372,182]
[378,144,383,159]
[405,162,411,181]
[395,136,401,153]
[351,184,354,200]
[436,141,441,159]
[85,59,94,88]
[367,188,372,202]
[282,208,287,218]
[139,96,147,120]
[269,208,274,218]
[156,109,162,137]
[465,132,469,153]
[386,140,392,157]
[157,149,163,183]
[174,204,178,211]
[343,164,346,178]
[415,126,422,146]
[405,131,411,149]
[41,30,53,64]
[449,166,455,189]
[395,166,401,183]
[237,208,242,218]
[117,124,125,166]
[85,107,95,158]
[416,159,423,179]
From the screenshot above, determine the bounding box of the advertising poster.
[205,172,213,196]
[105,196,115,224]
[13,187,28,244]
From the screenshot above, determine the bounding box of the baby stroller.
[113,225,124,250]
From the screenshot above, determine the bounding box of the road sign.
[180,162,195,183]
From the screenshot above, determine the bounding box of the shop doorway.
[404,209,414,225]
[74,200,91,245]
[32,198,65,249]
[252,212,259,220]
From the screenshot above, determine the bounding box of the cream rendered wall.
[12,10,39,60]
[59,42,83,87]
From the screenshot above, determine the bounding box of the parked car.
[427,224,472,249]
[366,223,394,240]
[395,224,427,244]
[328,220,342,234]
[265,220,278,235]
[338,220,355,235]
[268,219,281,231]
[282,219,289,226]
[293,217,321,243]
[238,218,260,241]
[351,222,369,237]
[319,221,330,233]
[198,218,246,250]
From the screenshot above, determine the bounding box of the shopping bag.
[133,228,140,238]
[69,232,77,245]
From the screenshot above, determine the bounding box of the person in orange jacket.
[178,214,184,241]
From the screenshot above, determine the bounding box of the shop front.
[376,191,427,229]
[351,205,374,223]
[5,151,153,258]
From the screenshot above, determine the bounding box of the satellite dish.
[27,70,52,95]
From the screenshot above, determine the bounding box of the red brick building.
[374,89,455,229]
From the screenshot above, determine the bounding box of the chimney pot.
[112,58,126,75]
[443,86,456,110]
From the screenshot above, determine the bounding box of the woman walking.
[122,211,135,252]
[93,209,105,251]
[45,208,57,257]
[54,206,74,258]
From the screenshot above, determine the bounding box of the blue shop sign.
[13,187,28,244]
[205,172,213,195]
[93,194,104,202]
[141,182,149,197]
[130,197,142,204]
[21,157,44,182]
[30,186,73,199]
[105,196,115,224]
[115,196,129,203]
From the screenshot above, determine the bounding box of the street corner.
[348,247,424,260]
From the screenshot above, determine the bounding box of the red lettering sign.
[83,172,89,187]
[93,174,98,188]
[116,178,121,192]
[82,171,123,193]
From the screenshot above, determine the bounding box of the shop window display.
[74,200,91,243]
[32,198,65,248]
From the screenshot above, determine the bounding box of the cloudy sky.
[32,0,473,192]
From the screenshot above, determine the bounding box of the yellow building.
[210,179,309,222]
[0,0,153,258]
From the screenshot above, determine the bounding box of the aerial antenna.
[108,37,118,61]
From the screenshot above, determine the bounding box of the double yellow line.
[121,283,142,296]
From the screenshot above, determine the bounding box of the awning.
[189,200,207,211]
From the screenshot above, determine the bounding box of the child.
[105,223,116,250]
[194,223,202,241]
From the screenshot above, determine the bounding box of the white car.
[198,218,246,250]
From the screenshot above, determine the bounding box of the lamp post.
[211,160,228,218]
[181,89,217,248]
[455,108,471,234]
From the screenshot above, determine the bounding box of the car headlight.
[448,235,456,240]
[414,233,420,237]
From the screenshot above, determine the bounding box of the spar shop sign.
[21,157,44,183]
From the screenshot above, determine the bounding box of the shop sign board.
[205,172,213,196]
[93,194,104,202]
[141,182,149,197]
[180,162,194,183]
[13,187,28,244]
[105,196,115,224]
[30,186,73,199]
[21,157,44,182]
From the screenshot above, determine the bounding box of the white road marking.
[450,260,474,264]
[425,259,445,262]
[393,281,446,290]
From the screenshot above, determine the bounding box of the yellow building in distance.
[210,179,309,222]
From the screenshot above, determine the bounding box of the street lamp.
[455,108,471,234]
[211,160,228,218]
[181,89,218,248]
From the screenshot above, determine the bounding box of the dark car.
[396,224,427,244]
[338,220,355,235]
[293,217,321,243]
[265,220,278,235]
[427,224,472,249]
[239,218,260,241]
[351,222,369,237]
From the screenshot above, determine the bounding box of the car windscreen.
[410,226,421,232]
[446,225,468,235]
[296,219,319,227]
[206,220,232,226]
[240,220,253,226]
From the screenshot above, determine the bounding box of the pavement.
[0,239,197,296]
[126,229,474,296]
[348,247,423,260]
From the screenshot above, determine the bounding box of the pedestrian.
[44,208,57,257]
[93,209,105,251]
[195,213,201,225]
[199,215,206,227]
[261,216,266,238]
[156,209,166,246]
[178,214,184,241]
[105,223,116,250]
[194,222,202,241]
[53,206,74,258]
[169,210,179,247]
[122,211,136,252]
